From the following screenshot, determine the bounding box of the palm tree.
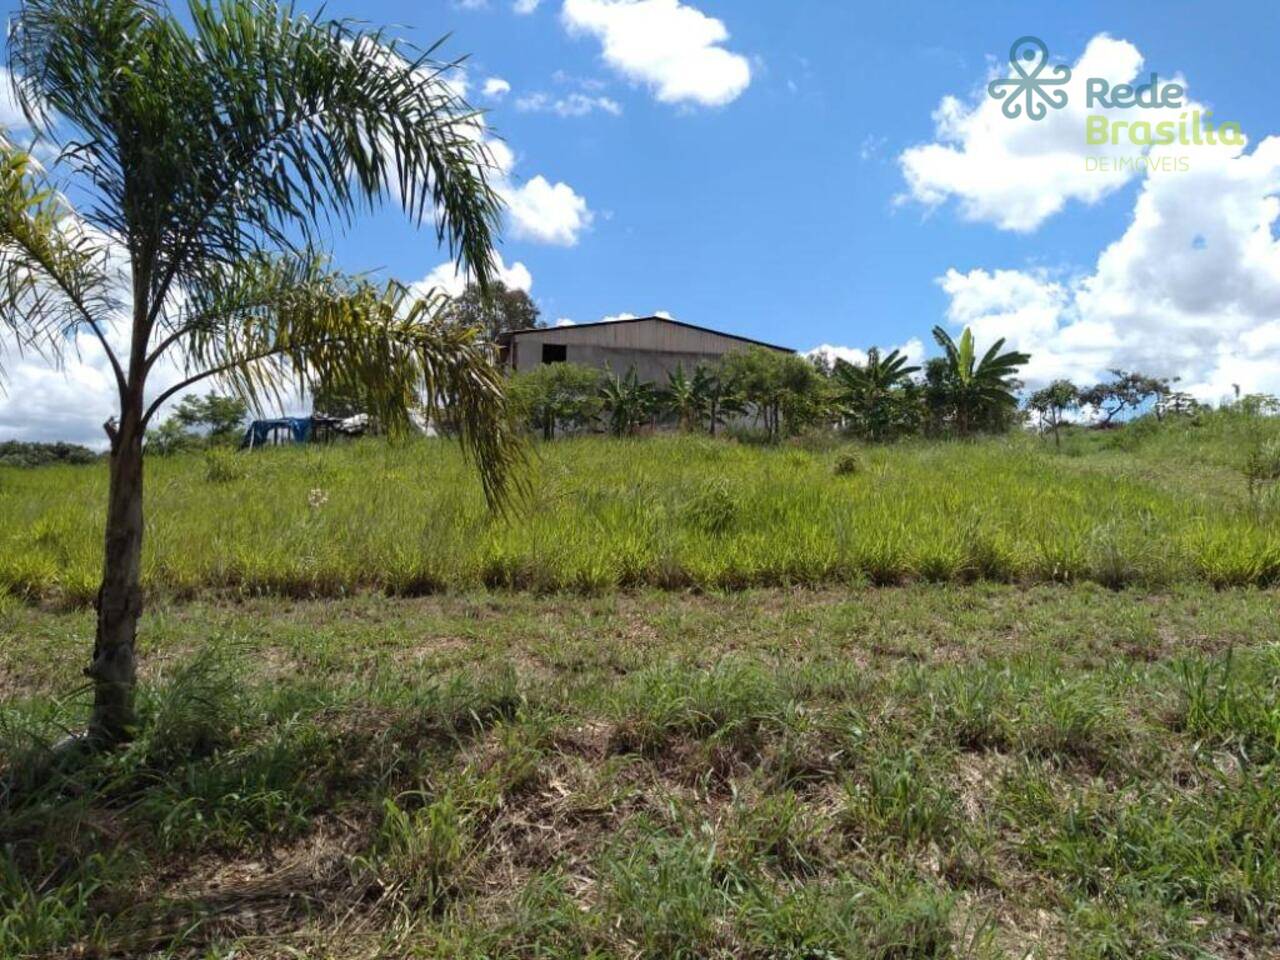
[930,326,1029,437]
[832,347,920,441]
[0,0,523,747]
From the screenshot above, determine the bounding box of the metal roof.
[498,315,794,354]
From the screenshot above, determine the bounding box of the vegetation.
[1,408,1277,602]
[1028,380,1081,448]
[506,363,604,441]
[0,0,520,745]
[443,281,543,342]
[3,584,1279,957]
[832,347,920,442]
[0,440,97,467]
[146,393,249,456]
[1081,370,1174,426]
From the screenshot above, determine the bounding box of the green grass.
[2,411,1278,604]
[3,584,1280,957]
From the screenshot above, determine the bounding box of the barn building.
[497,316,793,383]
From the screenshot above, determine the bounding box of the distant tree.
[1081,370,1172,425]
[0,440,98,467]
[1156,391,1204,419]
[443,282,542,342]
[172,393,248,443]
[507,362,603,440]
[720,348,825,443]
[600,367,657,437]
[1238,393,1280,418]
[832,346,921,442]
[662,364,707,432]
[930,327,1030,437]
[1027,380,1080,448]
[702,362,745,437]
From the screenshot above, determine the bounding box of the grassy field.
[3,415,1279,957]
[3,584,1280,958]
[1,412,1278,603]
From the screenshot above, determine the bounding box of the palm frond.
[154,256,525,510]
[9,0,504,317]
[0,143,125,388]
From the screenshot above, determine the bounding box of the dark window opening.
[542,343,568,364]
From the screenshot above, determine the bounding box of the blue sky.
[4,0,1280,442]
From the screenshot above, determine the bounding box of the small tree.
[0,0,522,747]
[720,347,824,443]
[662,363,707,432]
[173,393,248,443]
[832,346,920,442]
[600,366,656,438]
[1027,380,1079,448]
[1081,370,1171,426]
[507,362,602,440]
[702,362,744,437]
[930,326,1029,437]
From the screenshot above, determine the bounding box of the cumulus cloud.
[807,338,926,369]
[513,0,542,11]
[561,0,751,107]
[925,36,1280,401]
[899,35,1185,232]
[483,77,511,99]
[414,252,534,298]
[504,175,593,246]
[451,84,593,245]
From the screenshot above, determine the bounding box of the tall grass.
[1,412,1277,603]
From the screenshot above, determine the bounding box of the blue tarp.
[240,417,313,449]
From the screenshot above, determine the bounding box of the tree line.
[510,327,1280,445]
[508,325,1032,442]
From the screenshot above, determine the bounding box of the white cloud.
[0,68,28,134]
[554,317,576,327]
[513,0,542,11]
[600,312,637,323]
[561,0,751,108]
[447,82,592,245]
[807,338,926,369]
[483,77,511,99]
[515,91,622,117]
[414,252,534,298]
[503,175,593,246]
[899,35,1182,232]
[907,32,1280,400]
[935,134,1280,399]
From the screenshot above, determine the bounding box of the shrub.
[203,447,246,483]
[1243,439,1280,494]
[834,451,860,477]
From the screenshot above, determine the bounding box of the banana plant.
[601,366,656,437]
[931,326,1030,436]
[832,347,920,441]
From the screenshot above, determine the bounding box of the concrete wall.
[506,319,786,383]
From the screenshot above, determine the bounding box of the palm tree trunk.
[87,390,146,746]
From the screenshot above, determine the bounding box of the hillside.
[1,412,1277,604]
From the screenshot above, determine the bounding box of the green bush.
[834,450,861,476]
[203,447,246,483]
